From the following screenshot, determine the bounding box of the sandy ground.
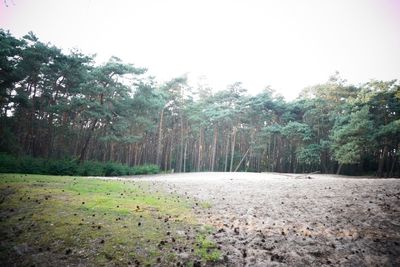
[122,172,400,266]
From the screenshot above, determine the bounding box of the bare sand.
[127,172,400,266]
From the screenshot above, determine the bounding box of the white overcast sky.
[1,0,400,99]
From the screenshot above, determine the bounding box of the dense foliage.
[0,154,160,176]
[1,30,399,176]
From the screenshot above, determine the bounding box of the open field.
[1,172,400,266]
[136,172,400,266]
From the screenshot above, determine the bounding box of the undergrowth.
[0,153,159,176]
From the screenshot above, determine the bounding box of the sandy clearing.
[114,172,400,266]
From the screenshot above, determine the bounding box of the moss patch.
[195,234,222,261]
[0,174,219,266]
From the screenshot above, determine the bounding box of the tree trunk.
[224,133,230,172]
[127,143,132,165]
[156,108,165,166]
[178,114,184,172]
[78,118,98,163]
[389,143,399,177]
[183,139,188,172]
[74,123,84,157]
[336,163,343,175]
[197,128,203,172]
[272,135,276,171]
[133,144,138,166]
[164,140,169,171]
[229,127,237,172]
[211,125,218,171]
[110,142,115,162]
[46,113,54,158]
[168,140,173,171]
[389,155,397,178]
[377,145,388,177]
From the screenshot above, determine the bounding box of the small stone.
[234,227,240,235]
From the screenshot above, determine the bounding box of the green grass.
[199,201,212,209]
[194,226,222,262]
[0,174,221,266]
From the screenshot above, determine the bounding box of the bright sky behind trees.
[1,0,400,99]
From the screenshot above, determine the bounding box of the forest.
[1,30,399,177]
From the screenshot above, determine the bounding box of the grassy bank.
[0,174,221,266]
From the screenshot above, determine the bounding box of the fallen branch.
[234,147,250,172]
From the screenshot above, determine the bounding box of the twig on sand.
[294,171,320,179]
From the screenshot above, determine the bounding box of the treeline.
[1,30,399,176]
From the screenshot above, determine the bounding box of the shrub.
[132,164,160,175]
[17,156,43,174]
[0,153,20,173]
[0,154,160,176]
[104,162,125,176]
[46,159,78,176]
[77,161,105,176]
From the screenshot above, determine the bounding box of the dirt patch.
[129,172,400,266]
